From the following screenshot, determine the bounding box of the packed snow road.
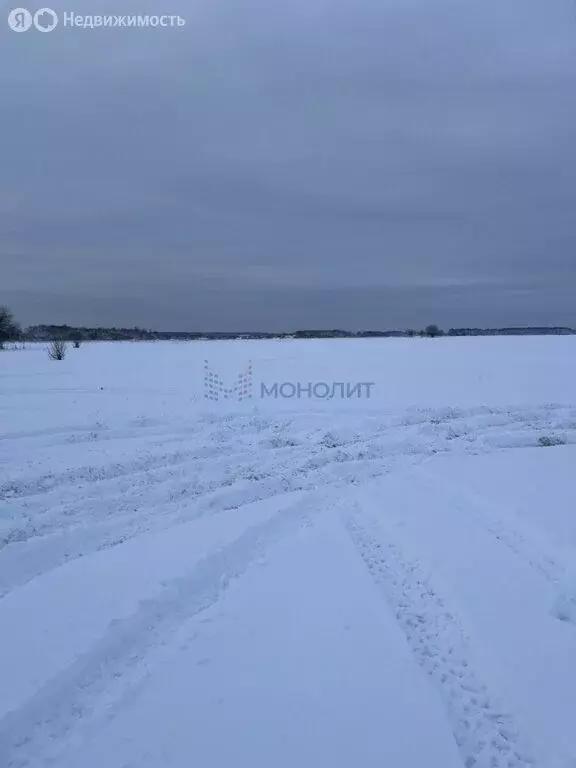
[1,339,576,768]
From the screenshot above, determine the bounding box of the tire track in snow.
[0,444,230,501]
[416,470,576,629]
[419,470,569,587]
[4,403,576,600]
[5,404,575,502]
[0,491,321,768]
[0,445,413,600]
[345,509,537,768]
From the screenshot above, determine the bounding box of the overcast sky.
[1,0,576,331]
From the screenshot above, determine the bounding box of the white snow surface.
[1,337,576,768]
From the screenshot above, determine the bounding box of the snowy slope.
[1,339,576,768]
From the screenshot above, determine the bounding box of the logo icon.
[8,7,58,31]
[8,8,32,31]
[204,362,253,402]
[34,7,58,31]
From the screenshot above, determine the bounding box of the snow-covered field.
[1,338,576,768]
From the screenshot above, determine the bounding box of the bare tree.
[424,324,443,338]
[47,339,68,360]
[0,306,21,349]
[69,330,82,348]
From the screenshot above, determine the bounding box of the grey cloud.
[1,0,576,330]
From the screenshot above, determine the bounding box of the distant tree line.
[23,323,576,341]
[0,306,574,347]
[26,324,163,342]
